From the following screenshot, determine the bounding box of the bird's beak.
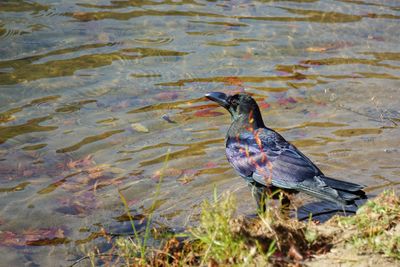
[205,92,229,109]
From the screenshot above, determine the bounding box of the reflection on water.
[0,46,189,85]
[0,116,57,144]
[1,0,400,265]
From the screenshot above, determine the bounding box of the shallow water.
[0,0,400,265]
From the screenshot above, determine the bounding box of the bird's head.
[205,92,265,128]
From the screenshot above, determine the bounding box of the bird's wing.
[226,128,323,189]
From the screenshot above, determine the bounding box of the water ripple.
[133,32,174,46]
[56,129,125,153]
[0,46,189,85]
[0,116,57,145]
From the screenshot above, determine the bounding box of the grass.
[334,190,400,259]
[71,149,177,267]
[110,188,332,266]
[191,189,276,265]
[106,149,171,266]
[79,187,400,266]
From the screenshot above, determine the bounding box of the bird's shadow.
[295,198,369,223]
[245,198,369,223]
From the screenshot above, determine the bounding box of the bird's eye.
[230,98,239,107]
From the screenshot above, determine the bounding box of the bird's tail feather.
[321,176,367,202]
[320,176,365,192]
[336,189,366,201]
[297,176,366,206]
[297,184,348,206]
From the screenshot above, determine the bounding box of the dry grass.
[79,190,400,266]
[333,190,400,259]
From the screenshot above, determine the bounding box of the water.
[1,0,400,265]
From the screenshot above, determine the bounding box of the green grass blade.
[118,189,141,248]
[142,148,171,259]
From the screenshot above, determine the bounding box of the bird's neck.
[228,109,265,136]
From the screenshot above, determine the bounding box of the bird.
[205,92,366,211]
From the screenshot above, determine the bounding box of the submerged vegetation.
[79,189,399,266]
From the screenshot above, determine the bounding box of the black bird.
[205,92,366,210]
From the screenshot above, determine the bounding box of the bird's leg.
[278,191,291,218]
[248,182,267,213]
[248,183,292,217]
